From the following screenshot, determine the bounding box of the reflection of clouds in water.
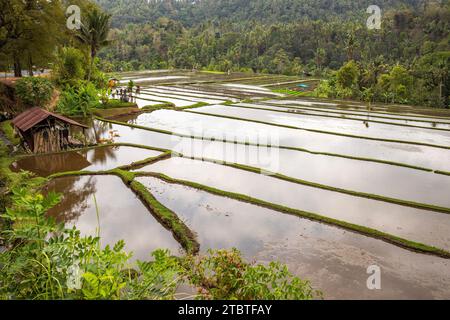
[141,157,450,251]
[196,105,450,147]
[138,176,450,299]
[107,111,450,172]
[48,176,181,261]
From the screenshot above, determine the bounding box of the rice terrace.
[0,0,449,303]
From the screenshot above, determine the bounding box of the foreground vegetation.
[0,149,320,300]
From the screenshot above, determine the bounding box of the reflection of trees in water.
[44,176,97,223]
[90,120,113,143]
[14,152,91,177]
[89,146,118,165]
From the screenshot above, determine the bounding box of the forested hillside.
[95,0,426,27]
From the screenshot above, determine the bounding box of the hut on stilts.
[12,107,88,154]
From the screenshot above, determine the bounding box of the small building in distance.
[12,107,88,153]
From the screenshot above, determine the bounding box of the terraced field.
[16,71,450,299]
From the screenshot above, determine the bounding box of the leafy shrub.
[184,248,320,300]
[0,190,321,300]
[15,77,54,107]
[57,82,100,116]
[53,47,87,86]
[0,189,182,300]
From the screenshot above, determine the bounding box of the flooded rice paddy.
[137,157,450,251]
[111,111,450,172]
[12,146,162,177]
[191,105,450,147]
[137,176,450,299]
[44,175,182,261]
[21,70,450,299]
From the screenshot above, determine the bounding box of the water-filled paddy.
[137,176,450,299]
[44,175,182,260]
[266,100,450,124]
[140,88,227,104]
[150,86,239,101]
[11,146,162,177]
[271,99,450,121]
[110,111,450,173]
[235,102,450,129]
[138,157,450,251]
[192,105,450,147]
[119,76,188,84]
[34,73,450,299]
[119,113,450,207]
[135,92,194,107]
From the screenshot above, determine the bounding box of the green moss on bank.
[100,99,137,109]
[228,104,450,132]
[173,155,450,215]
[137,172,450,259]
[1,121,20,145]
[129,180,200,254]
[96,117,448,174]
[186,110,450,150]
[46,168,199,255]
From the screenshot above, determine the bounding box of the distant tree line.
[97,0,449,107]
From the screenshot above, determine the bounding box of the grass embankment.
[270,96,450,120]
[199,70,226,75]
[140,88,229,102]
[1,121,20,145]
[92,99,141,118]
[259,101,450,126]
[130,180,199,254]
[47,168,199,255]
[0,139,47,221]
[226,104,450,132]
[35,141,449,257]
[135,172,450,259]
[96,117,450,176]
[272,89,309,96]
[15,142,169,160]
[117,151,173,171]
[185,110,450,150]
[165,154,450,215]
[140,102,209,113]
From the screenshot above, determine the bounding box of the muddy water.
[111,111,450,173]
[108,113,450,207]
[236,102,450,129]
[192,105,450,147]
[139,157,450,251]
[137,176,450,299]
[44,175,182,260]
[11,146,162,177]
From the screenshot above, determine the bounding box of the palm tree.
[76,9,111,81]
[345,31,358,61]
[314,48,326,73]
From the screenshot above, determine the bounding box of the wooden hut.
[12,107,88,153]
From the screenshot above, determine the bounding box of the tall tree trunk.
[13,52,22,77]
[28,54,34,77]
[88,47,96,81]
